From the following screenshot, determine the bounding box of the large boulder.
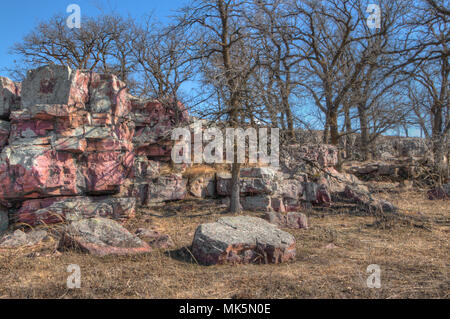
[217,168,279,196]
[188,174,216,198]
[58,218,151,256]
[0,65,136,204]
[16,196,136,227]
[191,216,296,265]
[264,211,308,229]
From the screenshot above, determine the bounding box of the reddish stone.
[264,211,308,229]
[0,76,21,118]
[298,144,338,167]
[58,218,151,257]
[83,151,134,194]
[192,216,296,265]
[0,146,80,200]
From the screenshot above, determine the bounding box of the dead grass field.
[0,188,448,299]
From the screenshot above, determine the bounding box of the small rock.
[264,211,308,229]
[58,218,151,256]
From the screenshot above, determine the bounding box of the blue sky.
[0,0,421,137]
[0,0,186,71]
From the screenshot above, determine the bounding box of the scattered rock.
[298,144,338,168]
[191,216,296,265]
[146,174,187,204]
[264,211,308,229]
[188,175,216,198]
[0,229,48,249]
[135,227,175,249]
[17,196,136,227]
[58,218,151,256]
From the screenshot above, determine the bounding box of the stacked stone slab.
[122,97,190,205]
[0,65,136,226]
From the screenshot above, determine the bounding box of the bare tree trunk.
[358,105,371,161]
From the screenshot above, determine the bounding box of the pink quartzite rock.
[191,216,296,266]
[16,196,136,226]
[264,211,308,229]
[82,151,134,194]
[135,228,175,250]
[427,184,450,200]
[303,182,331,206]
[270,197,286,213]
[146,174,187,204]
[0,77,21,118]
[0,145,81,200]
[88,73,131,118]
[241,195,272,212]
[21,65,89,109]
[131,97,189,161]
[58,218,151,257]
[344,185,396,213]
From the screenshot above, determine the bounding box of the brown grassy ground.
[0,187,448,299]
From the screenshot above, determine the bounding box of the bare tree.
[405,0,449,177]
[10,14,136,84]
[177,0,261,213]
[131,18,194,99]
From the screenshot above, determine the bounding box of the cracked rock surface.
[191,216,296,265]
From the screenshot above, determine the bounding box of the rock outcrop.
[58,217,152,256]
[0,65,188,226]
[264,211,308,229]
[0,208,8,235]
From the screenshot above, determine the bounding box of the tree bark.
[358,104,371,161]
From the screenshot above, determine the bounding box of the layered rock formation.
[0,65,188,228]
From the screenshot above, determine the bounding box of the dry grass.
[0,188,448,299]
